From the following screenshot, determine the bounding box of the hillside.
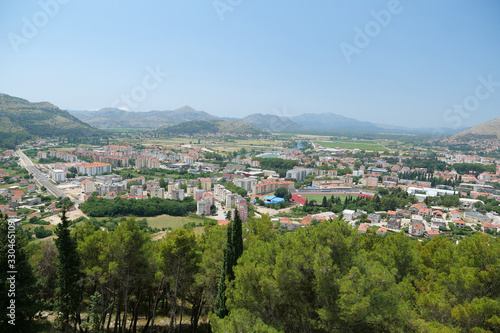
[155,120,265,136]
[450,117,500,140]
[0,93,104,148]
[241,113,304,131]
[70,106,219,128]
[290,112,380,131]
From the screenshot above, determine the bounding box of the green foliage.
[253,157,299,177]
[156,120,264,136]
[216,210,244,318]
[452,163,496,175]
[210,308,282,333]
[34,226,53,238]
[0,93,104,148]
[54,208,82,332]
[0,216,39,331]
[274,187,291,200]
[224,181,248,197]
[80,196,197,217]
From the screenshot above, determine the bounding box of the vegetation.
[0,214,38,332]
[223,181,247,197]
[253,157,299,177]
[155,120,265,136]
[215,210,243,318]
[0,93,104,148]
[80,195,197,217]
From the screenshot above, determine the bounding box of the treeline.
[253,157,299,177]
[300,188,417,215]
[452,162,496,175]
[211,219,500,332]
[223,181,247,197]
[402,156,447,173]
[398,171,460,187]
[80,196,197,217]
[4,212,500,332]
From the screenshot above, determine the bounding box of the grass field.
[300,194,358,203]
[319,140,387,151]
[146,214,205,230]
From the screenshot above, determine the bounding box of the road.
[16,150,67,199]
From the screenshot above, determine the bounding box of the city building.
[51,169,66,183]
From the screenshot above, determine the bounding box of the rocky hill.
[450,117,500,140]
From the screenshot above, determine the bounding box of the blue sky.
[0,0,499,128]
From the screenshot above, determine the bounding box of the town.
[3,134,499,242]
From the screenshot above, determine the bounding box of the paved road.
[16,150,67,199]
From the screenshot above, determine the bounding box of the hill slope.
[241,113,304,131]
[70,106,219,128]
[0,93,103,148]
[290,113,380,131]
[450,117,500,140]
[155,120,265,136]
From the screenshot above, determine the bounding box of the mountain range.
[69,106,463,135]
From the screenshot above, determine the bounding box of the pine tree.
[55,208,82,332]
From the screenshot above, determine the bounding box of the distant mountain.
[155,120,265,136]
[241,113,304,131]
[0,93,103,148]
[449,117,500,140]
[68,104,464,136]
[69,106,218,128]
[289,113,380,131]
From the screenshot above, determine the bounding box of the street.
[15,150,67,199]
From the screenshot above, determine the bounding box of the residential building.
[51,169,66,183]
[197,199,211,216]
[76,162,112,176]
[233,178,257,193]
[81,179,96,195]
[200,178,212,191]
[150,186,165,199]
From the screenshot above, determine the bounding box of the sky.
[0,0,499,129]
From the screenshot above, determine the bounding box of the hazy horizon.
[1,1,499,129]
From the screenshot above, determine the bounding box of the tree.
[274,187,291,200]
[158,228,200,331]
[55,208,82,332]
[0,215,39,332]
[215,210,243,318]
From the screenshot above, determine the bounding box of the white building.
[233,178,257,193]
[51,169,66,183]
[81,179,95,194]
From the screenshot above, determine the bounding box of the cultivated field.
[319,140,387,151]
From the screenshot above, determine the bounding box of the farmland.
[319,140,387,151]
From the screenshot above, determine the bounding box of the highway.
[15,150,67,199]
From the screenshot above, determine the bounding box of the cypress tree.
[231,209,243,270]
[215,223,233,318]
[215,209,243,318]
[55,208,82,332]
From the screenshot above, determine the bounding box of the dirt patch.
[45,207,88,225]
